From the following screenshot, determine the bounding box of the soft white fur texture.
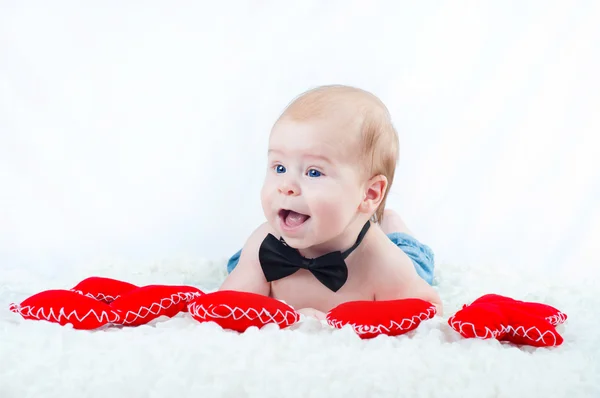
[1,257,598,398]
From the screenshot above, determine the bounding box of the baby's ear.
[360,174,388,214]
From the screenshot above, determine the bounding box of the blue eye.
[307,169,322,177]
[275,165,286,174]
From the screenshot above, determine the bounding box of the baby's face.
[261,116,366,250]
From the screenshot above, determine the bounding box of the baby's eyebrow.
[304,154,333,164]
[267,149,331,163]
[267,149,332,164]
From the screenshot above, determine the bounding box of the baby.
[220,85,443,320]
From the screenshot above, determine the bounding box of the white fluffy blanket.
[1,258,598,398]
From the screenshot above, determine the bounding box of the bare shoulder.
[368,232,416,285]
[369,231,444,315]
[227,221,275,267]
[243,222,278,254]
[218,222,275,295]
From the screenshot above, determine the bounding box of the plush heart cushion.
[9,289,120,330]
[71,276,139,303]
[470,294,568,326]
[187,290,300,332]
[448,294,568,347]
[326,298,437,339]
[110,285,204,326]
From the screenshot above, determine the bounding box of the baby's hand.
[297,308,327,321]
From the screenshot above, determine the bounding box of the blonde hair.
[277,85,399,222]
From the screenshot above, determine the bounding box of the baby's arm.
[219,222,271,297]
[374,253,443,316]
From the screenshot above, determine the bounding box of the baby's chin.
[280,237,312,250]
[275,229,314,249]
[272,223,314,249]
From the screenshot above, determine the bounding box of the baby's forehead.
[268,116,363,160]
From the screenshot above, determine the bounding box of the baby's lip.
[278,208,310,218]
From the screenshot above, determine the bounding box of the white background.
[1,1,599,276]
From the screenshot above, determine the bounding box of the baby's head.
[261,85,399,251]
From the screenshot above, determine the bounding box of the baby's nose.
[278,181,300,196]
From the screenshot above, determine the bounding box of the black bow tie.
[258,221,371,292]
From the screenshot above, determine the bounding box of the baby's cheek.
[260,184,275,214]
[313,197,348,225]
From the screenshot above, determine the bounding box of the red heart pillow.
[9,289,120,330]
[187,290,300,332]
[471,294,568,326]
[110,285,204,326]
[71,276,139,303]
[326,298,437,339]
[449,302,510,341]
[448,294,568,347]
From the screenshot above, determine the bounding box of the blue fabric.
[227,249,243,274]
[386,232,435,285]
[226,232,435,285]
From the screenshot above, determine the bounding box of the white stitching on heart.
[116,291,202,325]
[71,289,120,303]
[187,302,300,327]
[546,312,567,326]
[8,302,120,327]
[326,306,437,336]
[447,314,562,346]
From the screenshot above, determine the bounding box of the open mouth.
[278,209,310,229]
